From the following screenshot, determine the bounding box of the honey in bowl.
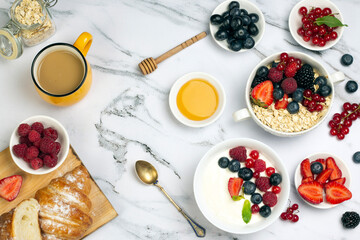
[176,79,219,121]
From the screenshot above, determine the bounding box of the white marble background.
[0,0,360,239]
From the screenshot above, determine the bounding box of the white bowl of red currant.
[289,0,346,51]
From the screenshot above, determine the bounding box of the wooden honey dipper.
[138,31,207,75]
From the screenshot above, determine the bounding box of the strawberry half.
[298,181,323,204]
[228,177,243,198]
[300,158,313,178]
[315,169,333,185]
[274,94,289,110]
[326,157,342,180]
[325,181,352,204]
[251,80,274,108]
[285,61,298,78]
[0,175,23,202]
[314,158,326,170]
[301,177,313,184]
[329,177,346,185]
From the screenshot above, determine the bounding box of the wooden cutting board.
[0,146,118,238]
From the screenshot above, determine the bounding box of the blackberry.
[251,76,266,88]
[341,211,360,229]
[294,64,315,91]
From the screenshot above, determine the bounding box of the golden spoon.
[135,160,206,237]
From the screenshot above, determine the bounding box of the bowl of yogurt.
[193,138,290,234]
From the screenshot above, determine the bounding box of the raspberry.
[18,123,31,137]
[263,191,278,207]
[268,68,283,83]
[38,152,46,160]
[23,156,31,163]
[20,136,32,147]
[25,146,39,160]
[12,144,28,158]
[254,159,266,172]
[281,78,298,94]
[33,139,41,148]
[255,177,271,192]
[229,146,247,162]
[43,155,58,168]
[285,62,298,78]
[54,142,61,154]
[31,122,44,134]
[28,130,41,143]
[40,137,56,154]
[43,127,58,141]
[30,158,43,170]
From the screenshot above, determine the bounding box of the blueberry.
[259,205,271,218]
[215,29,228,41]
[315,76,327,87]
[243,37,255,49]
[256,66,269,78]
[238,167,253,181]
[287,101,299,114]
[273,82,280,89]
[228,160,240,172]
[318,84,332,97]
[240,9,248,16]
[273,88,284,100]
[233,28,248,39]
[292,89,304,102]
[251,193,262,204]
[222,11,230,19]
[310,162,323,174]
[229,1,240,10]
[210,14,224,25]
[248,23,259,36]
[271,61,279,68]
[353,152,360,163]
[227,35,236,45]
[229,40,242,51]
[241,15,251,26]
[341,54,353,66]
[345,80,358,93]
[230,8,241,18]
[218,157,230,168]
[230,17,243,30]
[222,16,231,29]
[269,173,282,186]
[243,181,256,195]
[249,13,259,23]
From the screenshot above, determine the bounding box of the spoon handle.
[154,182,206,238]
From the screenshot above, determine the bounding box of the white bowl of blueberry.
[209,0,265,52]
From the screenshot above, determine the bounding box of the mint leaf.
[315,16,348,27]
[232,195,244,201]
[242,200,252,224]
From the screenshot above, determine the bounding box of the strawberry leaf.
[315,16,348,27]
[232,195,244,201]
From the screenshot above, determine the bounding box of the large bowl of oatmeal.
[233,51,344,137]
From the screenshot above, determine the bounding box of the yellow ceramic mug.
[31,32,93,106]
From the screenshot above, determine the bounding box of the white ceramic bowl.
[169,72,226,128]
[233,51,345,137]
[9,115,70,175]
[209,0,265,52]
[193,138,290,234]
[294,152,351,209]
[289,0,344,51]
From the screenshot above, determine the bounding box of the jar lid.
[0,25,24,60]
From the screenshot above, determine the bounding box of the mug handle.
[73,32,93,57]
[329,71,345,84]
[233,108,251,122]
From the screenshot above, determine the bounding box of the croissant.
[0,198,42,240]
[35,165,93,240]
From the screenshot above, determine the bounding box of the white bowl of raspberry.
[10,115,69,175]
[233,51,345,137]
[289,0,345,51]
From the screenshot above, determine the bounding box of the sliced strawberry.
[297,181,323,204]
[314,158,326,170]
[228,177,243,198]
[301,177,313,184]
[326,157,342,180]
[251,80,274,108]
[0,175,23,202]
[315,169,333,185]
[325,181,352,204]
[274,94,289,110]
[329,177,346,185]
[300,158,313,178]
[285,61,298,78]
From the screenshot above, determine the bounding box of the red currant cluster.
[329,102,360,140]
[297,6,338,47]
[280,203,299,223]
[276,52,302,71]
[302,89,326,112]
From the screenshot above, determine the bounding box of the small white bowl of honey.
[169,72,226,127]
